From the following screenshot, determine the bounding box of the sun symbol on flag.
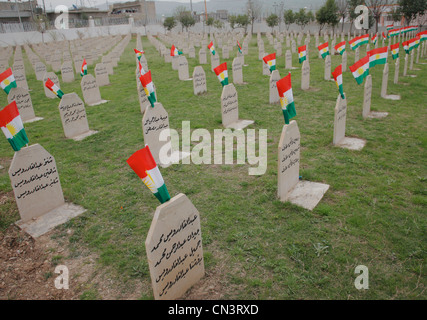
[376,54,380,59]
[142,175,156,192]
[357,67,364,75]
[6,123,17,136]
[220,73,225,80]
[4,79,10,86]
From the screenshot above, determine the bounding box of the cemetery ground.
[0,34,426,300]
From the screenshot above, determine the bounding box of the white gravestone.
[324,55,332,81]
[220,83,254,130]
[301,60,310,90]
[232,57,244,85]
[178,56,191,81]
[34,62,46,81]
[192,66,207,95]
[394,58,399,84]
[43,72,60,99]
[285,50,297,70]
[362,75,388,119]
[61,61,75,83]
[95,63,110,87]
[199,48,207,65]
[7,87,43,123]
[269,70,281,104]
[381,63,400,100]
[81,74,108,106]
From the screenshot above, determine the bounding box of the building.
[110,0,156,22]
[0,0,39,23]
[46,7,110,27]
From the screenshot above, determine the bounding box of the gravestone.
[178,55,191,80]
[137,79,152,113]
[394,57,399,84]
[262,54,270,76]
[145,193,204,300]
[211,53,220,72]
[142,102,190,168]
[381,63,400,100]
[58,92,97,141]
[232,57,244,85]
[7,87,42,123]
[403,54,408,76]
[269,70,281,104]
[189,46,195,58]
[355,48,359,63]
[324,55,332,81]
[410,50,414,70]
[222,46,229,59]
[220,83,254,130]
[277,120,329,210]
[333,94,366,150]
[285,50,296,70]
[43,72,60,99]
[199,48,207,64]
[13,69,29,90]
[172,56,179,70]
[81,74,108,106]
[301,60,310,90]
[342,51,347,71]
[192,66,207,95]
[35,62,47,81]
[362,75,388,119]
[9,144,86,237]
[95,62,110,87]
[61,61,75,83]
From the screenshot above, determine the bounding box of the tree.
[163,16,176,32]
[336,0,348,32]
[229,14,250,32]
[266,14,279,32]
[316,5,329,35]
[399,0,427,27]
[246,0,263,34]
[283,9,295,31]
[390,7,402,23]
[365,0,389,33]
[213,19,224,30]
[295,8,310,30]
[206,16,215,33]
[174,6,195,32]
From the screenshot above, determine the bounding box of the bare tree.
[246,0,263,35]
[336,0,348,32]
[365,0,389,33]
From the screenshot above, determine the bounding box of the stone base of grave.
[87,99,109,106]
[286,67,298,70]
[16,203,86,238]
[183,78,193,81]
[71,130,98,141]
[23,117,43,124]
[335,137,366,151]
[382,94,401,100]
[407,75,417,78]
[159,151,191,168]
[243,64,249,67]
[286,180,330,211]
[366,111,389,119]
[225,119,254,130]
[0,165,3,170]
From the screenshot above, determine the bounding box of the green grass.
[0,34,426,300]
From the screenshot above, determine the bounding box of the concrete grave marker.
[13,69,29,90]
[7,87,43,123]
[232,57,244,85]
[277,121,329,211]
[285,50,297,70]
[199,48,207,64]
[137,79,153,113]
[58,92,97,141]
[394,57,399,84]
[381,63,400,100]
[43,72,60,99]
[9,144,86,237]
[342,51,347,71]
[221,83,254,130]
[269,70,281,104]
[301,60,310,90]
[81,74,108,106]
[178,55,191,80]
[192,66,207,95]
[211,53,220,72]
[362,75,388,119]
[95,63,110,87]
[145,193,204,300]
[324,55,332,81]
[61,61,75,83]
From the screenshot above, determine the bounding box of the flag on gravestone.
[170,45,182,57]
[387,24,394,32]
[391,43,400,60]
[349,55,370,85]
[134,48,145,61]
[0,101,29,151]
[81,59,87,77]
[335,41,346,55]
[371,34,378,45]
[214,62,228,87]
[317,42,330,59]
[276,73,297,125]
[368,47,388,68]
[349,34,369,50]
[298,45,307,64]
[382,32,389,41]
[402,40,410,54]
[389,29,400,37]
[237,40,242,54]
[138,60,146,76]
[0,68,17,95]
[263,53,276,72]
[45,78,64,99]
[360,34,370,46]
[332,64,345,99]
[417,30,427,42]
[127,145,171,204]
[139,70,156,107]
[208,41,216,55]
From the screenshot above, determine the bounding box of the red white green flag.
[387,24,394,31]
[208,41,216,55]
[298,45,307,63]
[349,55,370,85]
[390,43,400,60]
[417,30,427,42]
[402,40,410,54]
[389,29,400,37]
[367,46,388,68]
[382,32,389,40]
[0,68,17,95]
[237,41,242,53]
[371,34,378,45]
[170,44,182,57]
[45,78,64,99]
[318,42,330,59]
[335,41,346,55]
[263,53,276,72]
[276,73,297,124]
[332,64,345,99]
[127,145,171,204]
[0,101,29,151]
[138,60,146,76]
[214,62,228,87]
[81,59,87,76]
[139,70,156,107]
[134,48,145,61]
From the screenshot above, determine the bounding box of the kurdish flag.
[298,45,307,63]
[382,32,389,40]
[127,145,171,204]
[237,41,242,53]
[414,36,421,49]
[81,59,87,76]
[335,41,346,55]
[360,34,370,46]
[349,55,370,85]
[390,43,400,60]
[318,42,330,59]
[367,46,388,68]
[417,30,427,42]
[263,53,276,72]
[214,62,228,87]
[139,70,156,107]
[371,34,378,45]
[276,73,297,125]
[0,101,29,151]
[389,29,400,37]
[45,78,64,99]
[402,40,410,54]
[0,68,17,95]
[134,48,145,61]
[332,64,345,99]
[170,44,182,57]
[387,24,394,31]
[138,60,146,76]
[208,41,216,55]
[349,36,361,50]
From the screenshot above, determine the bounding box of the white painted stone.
[43,72,60,99]
[7,87,42,123]
[178,55,191,80]
[81,74,108,106]
[232,57,244,85]
[61,61,75,83]
[192,66,207,95]
[269,69,281,104]
[220,83,254,130]
[301,60,310,90]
